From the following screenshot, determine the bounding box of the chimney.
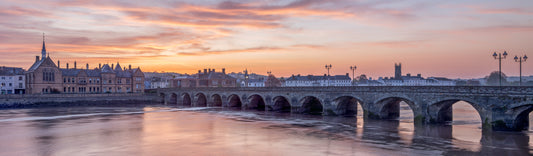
[222,68,225,74]
[417,74,421,77]
[124,67,126,71]
[208,68,211,73]
[74,61,77,69]
[213,69,216,73]
[86,63,89,70]
[204,69,207,74]
[35,56,40,62]
[346,73,349,76]
[99,63,101,69]
[129,64,131,70]
[198,70,201,74]
[111,64,114,70]
[406,73,411,77]
[57,60,60,68]
[66,63,69,69]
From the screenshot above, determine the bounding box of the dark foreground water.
[0,102,532,156]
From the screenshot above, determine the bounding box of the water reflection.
[0,106,532,155]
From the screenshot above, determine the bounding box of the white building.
[0,66,25,94]
[149,77,170,88]
[284,74,351,87]
[241,78,266,87]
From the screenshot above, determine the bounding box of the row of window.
[0,83,23,88]
[63,86,133,93]
[0,76,23,80]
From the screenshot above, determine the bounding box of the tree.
[485,71,508,86]
[357,74,368,84]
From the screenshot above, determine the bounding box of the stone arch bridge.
[154,86,533,131]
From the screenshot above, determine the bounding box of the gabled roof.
[101,64,113,73]
[114,63,123,72]
[27,56,57,72]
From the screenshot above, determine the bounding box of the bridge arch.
[331,96,364,117]
[374,96,417,120]
[169,93,178,105]
[227,94,242,108]
[509,102,533,130]
[211,94,223,107]
[428,99,484,124]
[268,96,292,113]
[298,96,323,115]
[247,94,266,111]
[182,93,192,106]
[195,93,207,107]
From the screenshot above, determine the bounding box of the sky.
[0,0,532,79]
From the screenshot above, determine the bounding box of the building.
[284,74,351,87]
[0,66,26,94]
[369,63,456,86]
[149,77,170,89]
[241,78,266,87]
[25,36,145,94]
[196,68,236,87]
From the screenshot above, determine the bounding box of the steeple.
[41,33,46,60]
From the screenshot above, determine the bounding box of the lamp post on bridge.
[350,65,356,86]
[325,64,332,86]
[492,51,508,87]
[514,54,528,86]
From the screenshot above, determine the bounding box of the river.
[0,102,531,156]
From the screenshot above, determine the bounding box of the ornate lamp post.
[514,54,528,86]
[325,64,332,86]
[350,65,357,85]
[492,51,508,87]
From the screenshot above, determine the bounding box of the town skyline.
[1,0,532,79]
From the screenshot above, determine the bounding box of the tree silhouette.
[486,71,507,86]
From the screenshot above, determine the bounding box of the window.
[18,83,22,88]
[1,83,4,86]
[19,76,22,80]
[136,77,141,81]
[1,77,4,79]
[64,87,66,92]
[8,83,12,87]
[108,80,112,84]
[136,84,139,89]
[118,79,122,84]
[126,79,131,84]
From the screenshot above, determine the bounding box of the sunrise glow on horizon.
[1,0,532,79]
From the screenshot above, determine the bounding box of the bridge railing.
[152,86,533,95]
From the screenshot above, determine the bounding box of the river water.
[0,102,532,156]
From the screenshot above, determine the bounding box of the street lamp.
[492,51,508,87]
[514,54,528,86]
[325,64,332,86]
[350,65,357,85]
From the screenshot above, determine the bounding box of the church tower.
[394,63,402,79]
[41,33,46,60]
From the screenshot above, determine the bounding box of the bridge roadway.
[154,86,533,131]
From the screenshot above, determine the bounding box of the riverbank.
[0,93,160,108]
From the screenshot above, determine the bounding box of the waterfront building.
[196,68,237,87]
[25,36,145,94]
[284,74,351,87]
[241,78,266,87]
[0,66,26,94]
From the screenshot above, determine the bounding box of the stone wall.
[0,93,160,108]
